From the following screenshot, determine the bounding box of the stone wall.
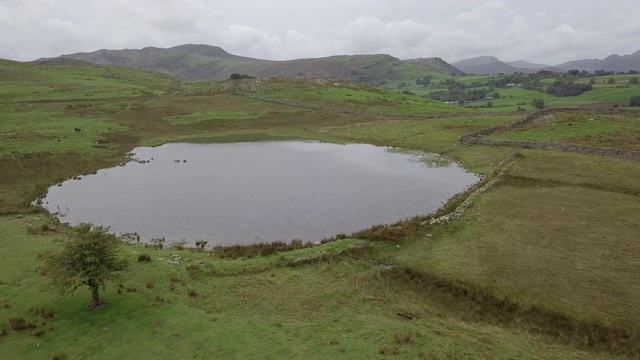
[459,107,640,161]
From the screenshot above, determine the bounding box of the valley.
[1,56,639,359]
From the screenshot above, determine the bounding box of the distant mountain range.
[453,50,640,75]
[38,45,640,82]
[46,44,462,85]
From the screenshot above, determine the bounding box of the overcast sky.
[1,0,639,65]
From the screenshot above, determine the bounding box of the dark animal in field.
[74,128,82,132]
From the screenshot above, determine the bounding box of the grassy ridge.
[1,59,639,358]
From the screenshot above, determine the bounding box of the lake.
[40,141,479,245]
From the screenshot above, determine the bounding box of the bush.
[187,288,198,298]
[26,223,52,235]
[394,332,414,344]
[137,253,152,262]
[31,329,46,337]
[195,240,208,251]
[32,307,54,319]
[9,317,36,331]
[532,98,545,109]
[172,241,186,250]
[629,96,640,107]
[186,264,202,279]
[229,73,254,80]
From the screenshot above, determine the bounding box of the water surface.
[41,141,478,245]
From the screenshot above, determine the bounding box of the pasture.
[1,60,639,359]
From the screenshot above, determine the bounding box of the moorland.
[1,55,640,359]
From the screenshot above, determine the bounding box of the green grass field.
[1,60,639,359]
[487,111,640,151]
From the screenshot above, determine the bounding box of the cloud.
[0,0,638,64]
[221,25,281,58]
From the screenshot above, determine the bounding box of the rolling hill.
[556,50,640,72]
[49,44,463,85]
[452,56,562,75]
[455,50,640,75]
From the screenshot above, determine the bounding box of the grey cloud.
[0,0,638,65]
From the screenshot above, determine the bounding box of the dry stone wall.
[460,107,640,161]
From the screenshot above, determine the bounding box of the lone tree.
[40,223,128,309]
[532,98,545,110]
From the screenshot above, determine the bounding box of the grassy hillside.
[56,45,462,85]
[1,59,639,359]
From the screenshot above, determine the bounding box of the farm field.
[1,59,639,359]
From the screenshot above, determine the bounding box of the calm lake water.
[41,141,478,245]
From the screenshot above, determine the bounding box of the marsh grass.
[212,239,316,259]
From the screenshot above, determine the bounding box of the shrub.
[150,237,165,249]
[379,346,399,355]
[137,253,152,262]
[290,239,303,249]
[186,265,202,279]
[187,288,198,298]
[155,296,170,303]
[32,307,54,319]
[31,329,45,337]
[394,332,414,344]
[172,241,186,250]
[532,98,545,109]
[145,281,154,289]
[9,317,36,331]
[195,240,208,251]
[229,73,254,80]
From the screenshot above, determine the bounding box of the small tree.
[532,98,545,109]
[40,224,128,309]
[228,73,254,80]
